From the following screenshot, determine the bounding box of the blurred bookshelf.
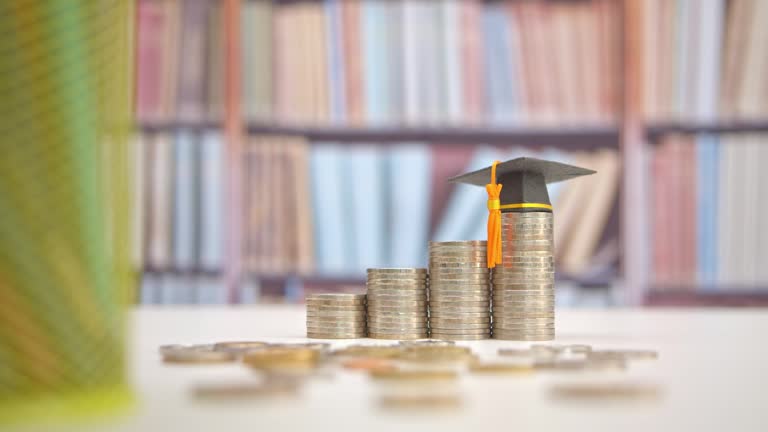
[132,0,768,306]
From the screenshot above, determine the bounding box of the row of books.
[132,132,620,283]
[135,0,620,126]
[642,0,768,122]
[652,133,768,288]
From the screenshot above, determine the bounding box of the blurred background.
[132,0,768,307]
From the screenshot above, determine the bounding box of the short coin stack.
[366,268,429,340]
[306,293,367,339]
[428,241,491,340]
[492,212,555,341]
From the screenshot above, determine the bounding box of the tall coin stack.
[366,268,429,340]
[306,293,367,339]
[492,212,555,341]
[428,241,492,340]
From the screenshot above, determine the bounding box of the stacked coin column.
[428,241,492,340]
[491,212,555,341]
[366,269,429,340]
[306,294,368,339]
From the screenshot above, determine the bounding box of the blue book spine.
[325,0,346,123]
[199,131,224,271]
[173,130,196,270]
[388,144,432,267]
[310,143,352,275]
[697,134,719,286]
[347,145,385,272]
[363,0,389,124]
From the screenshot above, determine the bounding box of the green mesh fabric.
[0,0,134,423]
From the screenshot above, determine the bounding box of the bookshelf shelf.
[646,120,768,142]
[646,289,768,307]
[138,121,619,149]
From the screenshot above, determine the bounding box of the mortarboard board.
[448,157,596,267]
[449,157,596,212]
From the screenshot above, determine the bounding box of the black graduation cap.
[449,157,596,212]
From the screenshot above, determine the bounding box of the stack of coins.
[492,212,555,341]
[428,241,491,340]
[306,293,367,339]
[366,268,429,340]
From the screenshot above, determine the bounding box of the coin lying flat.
[369,369,458,381]
[306,332,367,339]
[162,346,236,364]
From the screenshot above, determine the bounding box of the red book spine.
[136,0,165,121]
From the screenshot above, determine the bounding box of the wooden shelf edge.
[136,121,619,149]
[646,120,768,142]
[646,289,768,307]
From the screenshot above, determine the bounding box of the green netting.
[0,0,134,424]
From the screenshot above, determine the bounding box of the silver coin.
[367,278,428,285]
[431,279,490,286]
[306,293,366,302]
[429,251,488,257]
[367,268,427,274]
[430,293,490,300]
[429,256,489,262]
[493,322,555,329]
[428,328,491,335]
[430,333,490,341]
[429,311,491,318]
[429,288,489,295]
[494,262,554,269]
[306,321,367,328]
[306,309,366,315]
[430,299,489,306]
[368,325,429,332]
[429,306,490,313]
[431,274,489,281]
[306,298,366,306]
[502,212,552,218]
[307,332,366,339]
[430,298,490,306]
[429,322,490,330]
[367,293,427,301]
[307,316,367,323]
[367,298,428,305]
[430,262,489,268]
[429,267,490,274]
[492,329,555,337]
[367,307,428,314]
[368,333,429,340]
[368,317,428,325]
[429,240,487,247]
[429,316,490,324]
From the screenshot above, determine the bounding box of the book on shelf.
[134,133,620,301]
[652,133,768,290]
[134,0,619,127]
[643,0,768,123]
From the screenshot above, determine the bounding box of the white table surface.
[24,306,768,432]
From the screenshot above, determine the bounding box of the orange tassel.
[486,161,502,268]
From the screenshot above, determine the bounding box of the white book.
[741,136,760,285]
[717,136,737,285]
[388,143,432,267]
[149,134,172,269]
[347,145,386,272]
[756,138,768,286]
[401,0,421,125]
[674,0,692,119]
[693,0,724,121]
[172,130,196,270]
[441,0,463,125]
[199,131,224,271]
